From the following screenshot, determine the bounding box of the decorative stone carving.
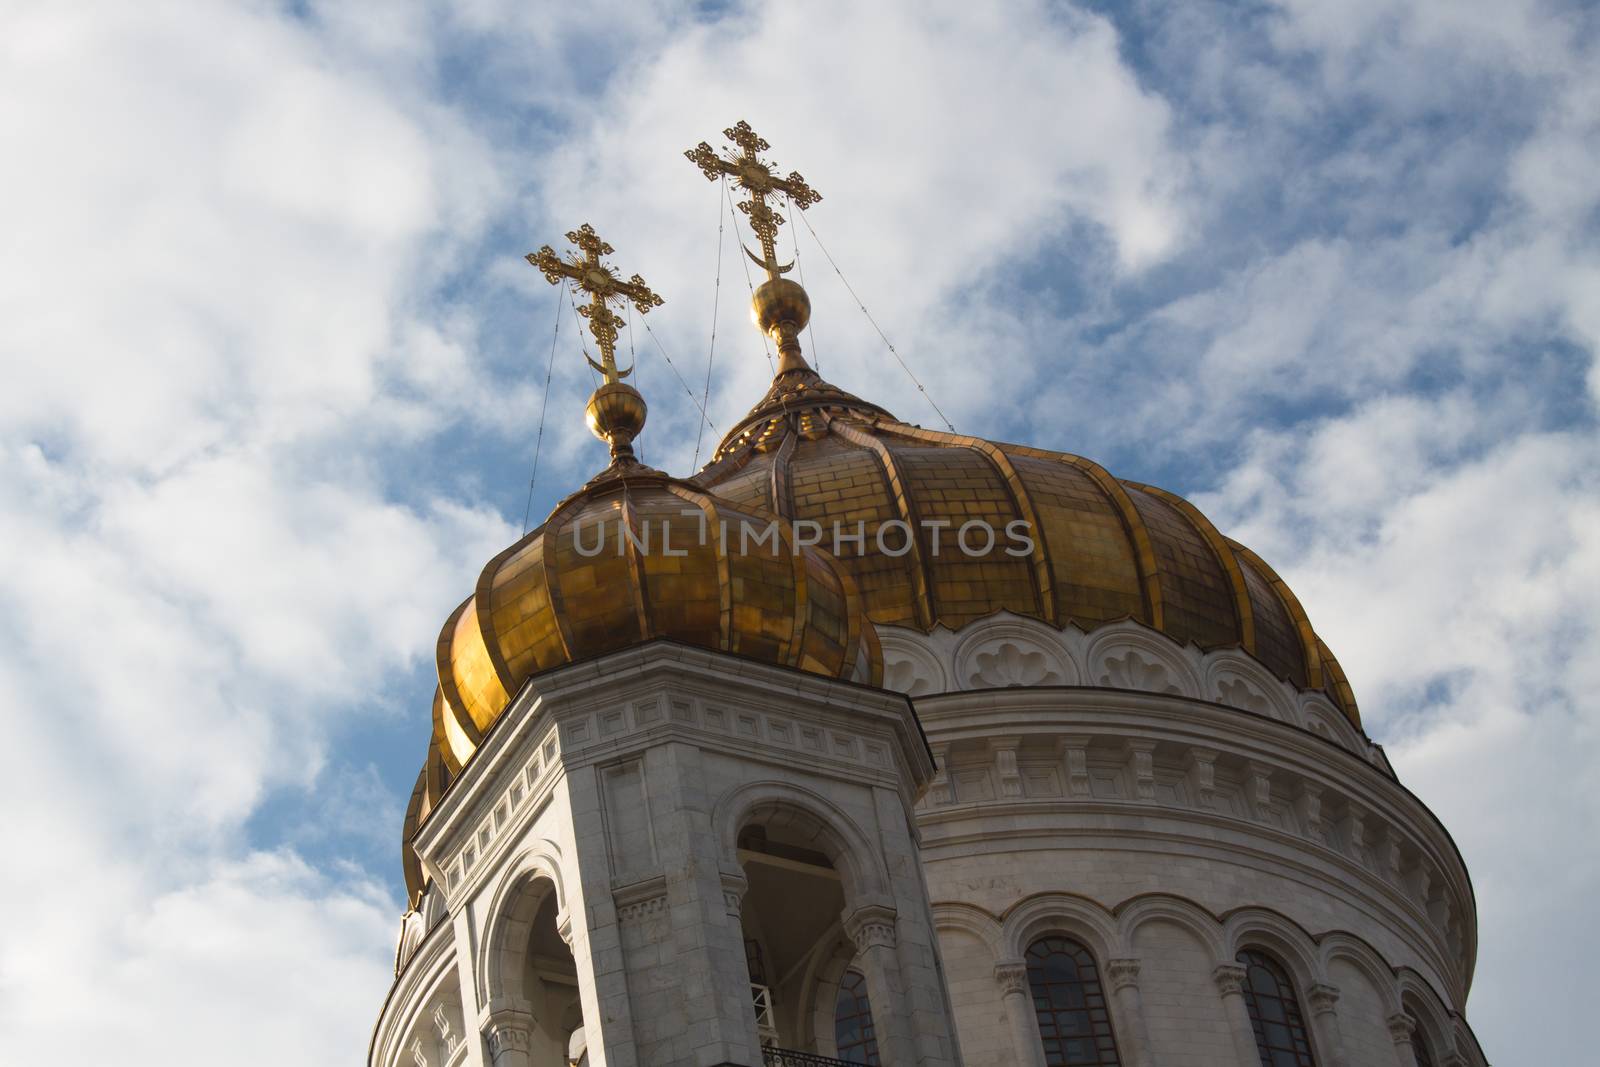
[1098,649,1181,695]
[1307,983,1341,1017]
[1125,740,1157,801]
[845,904,899,952]
[1217,676,1271,714]
[879,633,946,696]
[482,1011,532,1059]
[1105,958,1141,993]
[993,741,1024,798]
[1054,736,1091,797]
[1387,1011,1417,1047]
[966,640,1064,688]
[1212,962,1247,997]
[432,1004,459,1054]
[1186,748,1219,810]
[993,961,1030,997]
[927,742,955,806]
[1298,781,1328,843]
[1340,802,1373,868]
[615,894,668,923]
[411,1036,430,1067]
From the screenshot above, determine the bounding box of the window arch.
[1236,949,1317,1067]
[1024,936,1122,1066]
[833,970,880,1064]
[1407,1012,1437,1067]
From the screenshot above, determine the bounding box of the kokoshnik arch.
[371,122,1487,1067]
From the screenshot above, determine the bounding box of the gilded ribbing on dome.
[695,374,1360,728]
[830,419,937,630]
[1128,482,1257,655]
[866,421,1056,625]
[1227,539,1325,691]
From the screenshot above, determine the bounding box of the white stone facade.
[374,616,1487,1067]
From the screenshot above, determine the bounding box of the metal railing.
[761,1049,856,1067]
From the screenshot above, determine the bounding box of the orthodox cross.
[526,223,663,384]
[685,121,822,280]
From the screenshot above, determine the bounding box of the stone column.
[845,903,919,1066]
[479,1007,533,1067]
[1306,984,1349,1067]
[993,960,1048,1067]
[450,909,490,1067]
[1387,1012,1423,1067]
[1213,963,1263,1067]
[1104,959,1153,1067]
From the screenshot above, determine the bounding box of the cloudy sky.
[2,0,1595,1061]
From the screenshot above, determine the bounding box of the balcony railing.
[761,1049,856,1067]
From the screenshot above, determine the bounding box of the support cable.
[694,176,729,468]
[797,211,955,432]
[786,192,820,375]
[522,290,563,534]
[640,321,716,437]
[625,301,644,464]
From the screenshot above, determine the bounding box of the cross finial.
[526,223,663,384]
[685,121,822,281]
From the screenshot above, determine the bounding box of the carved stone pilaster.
[1297,781,1328,843]
[1105,958,1141,993]
[1387,1011,1417,1048]
[1306,984,1349,1067]
[994,740,1024,799]
[1383,826,1406,883]
[1185,748,1218,810]
[1106,959,1153,1067]
[1245,760,1274,821]
[1061,735,1092,797]
[1125,740,1157,801]
[1213,963,1263,1066]
[1340,801,1373,868]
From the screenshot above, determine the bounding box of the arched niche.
[477,852,582,1066]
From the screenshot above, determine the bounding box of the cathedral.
[370,124,1488,1067]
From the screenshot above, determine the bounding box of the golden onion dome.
[694,364,1361,730]
[432,459,880,773]
[400,425,882,902]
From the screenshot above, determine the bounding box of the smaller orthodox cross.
[685,121,822,280]
[526,223,663,383]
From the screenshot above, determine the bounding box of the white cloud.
[0,3,516,1062]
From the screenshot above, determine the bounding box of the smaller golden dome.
[430,461,881,772]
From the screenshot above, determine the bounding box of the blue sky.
[2,1,1596,1062]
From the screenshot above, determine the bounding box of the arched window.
[1024,936,1122,1066]
[1236,949,1317,1067]
[1408,1012,1436,1067]
[833,970,880,1064]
